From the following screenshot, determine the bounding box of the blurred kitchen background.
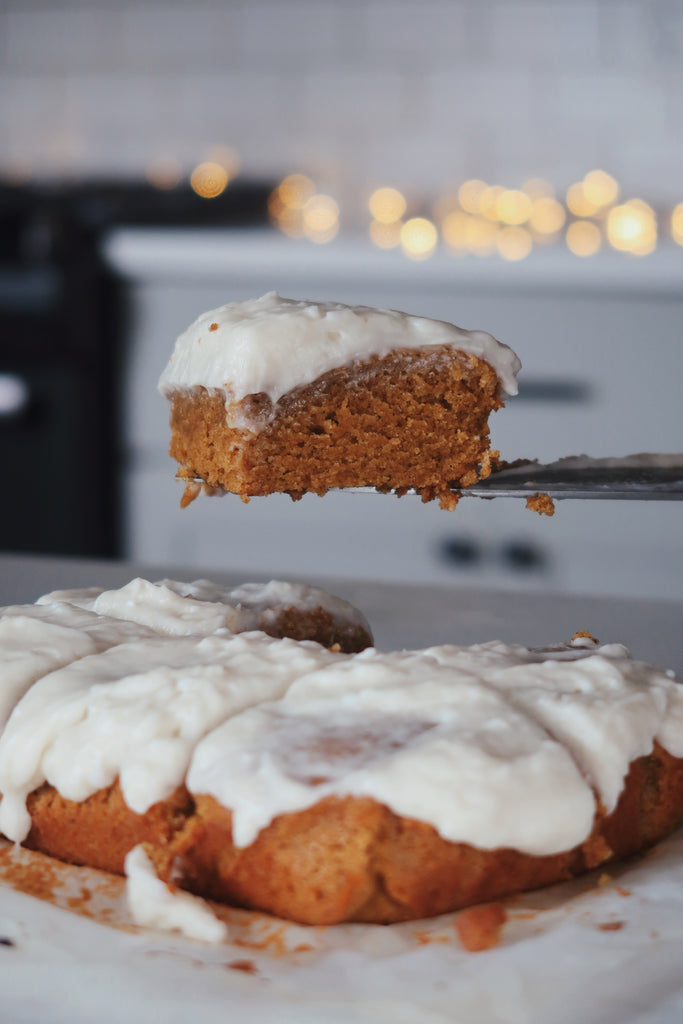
[1,0,682,599]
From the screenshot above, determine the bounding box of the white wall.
[2,0,683,202]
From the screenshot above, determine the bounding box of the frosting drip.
[125,845,227,942]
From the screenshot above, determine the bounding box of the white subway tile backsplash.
[299,68,406,137]
[239,0,344,66]
[174,70,299,139]
[427,68,537,141]
[4,7,123,73]
[483,1,601,68]
[359,1,470,63]
[555,71,667,131]
[597,2,660,69]
[0,0,681,200]
[118,6,241,70]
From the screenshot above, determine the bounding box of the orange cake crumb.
[525,492,555,516]
[455,903,507,952]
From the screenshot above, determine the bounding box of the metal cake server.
[188,455,683,501]
[347,455,683,501]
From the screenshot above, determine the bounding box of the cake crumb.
[209,322,219,332]
[438,490,461,511]
[526,492,555,516]
[598,920,625,932]
[180,481,201,509]
[572,630,600,644]
[455,903,507,952]
[227,959,257,974]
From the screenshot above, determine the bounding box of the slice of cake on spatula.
[158,292,521,509]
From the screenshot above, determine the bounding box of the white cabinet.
[107,230,683,599]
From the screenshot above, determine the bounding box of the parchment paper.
[1,833,683,1024]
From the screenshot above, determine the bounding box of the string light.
[400,217,438,260]
[458,179,487,214]
[497,226,532,261]
[480,185,506,221]
[671,203,683,246]
[566,181,599,218]
[368,187,406,223]
[496,190,533,225]
[302,194,339,243]
[582,169,619,208]
[268,174,317,236]
[466,218,499,256]
[277,174,315,209]
[145,157,183,190]
[369,219,402,249]
[190,161,229,199]
[530,196,566,235]
[441,210,471,252]
[566,220,601,257]
[267,166,669,260]
[607,200,657,254]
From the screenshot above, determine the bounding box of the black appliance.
[0,179,271,558]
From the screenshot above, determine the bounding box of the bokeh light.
[368,187,407,223]
[400,217,438,259]
[497,226,532,261]
[566,182,599,218]
[566,220,601,257]
[272,207,306,238]
[530,196,566,235]
[190,161,229,199]
[480,185,506,221]
[442,210,471,252]
[496,190,533,225]
[369,219,402,249]
[467,217,499,256]
[277,174,315,210]
[145,157,183,190]
[458,179,488,214]
[302,194,339,243]
[671,203,683,246]
[582,169,619,208]
[607,200,657,254]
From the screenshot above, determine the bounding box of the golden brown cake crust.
[168,346,503,506]
[19,742,683,926]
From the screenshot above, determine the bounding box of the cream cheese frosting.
[0,580,682,864]
[157,293,522,414]
[124,845,227,943]
[0,632,340,843]
[39,577,371,640]
[187,641,683,855]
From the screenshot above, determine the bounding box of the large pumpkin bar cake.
[1,578,683,935]
[158,293,522,507]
